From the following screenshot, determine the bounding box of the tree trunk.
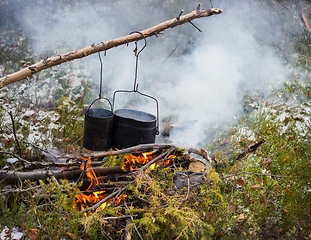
[0,6,222,88]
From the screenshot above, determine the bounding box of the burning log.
[0,6,222,88]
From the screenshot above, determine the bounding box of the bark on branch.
[0,7,222,88]
[0,166,124,183]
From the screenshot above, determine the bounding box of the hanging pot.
[112,103,159,149]
[82,50,114,151]
[111,31,159,149]
[83,98,114,151]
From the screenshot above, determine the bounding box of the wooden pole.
[0,6,222,88]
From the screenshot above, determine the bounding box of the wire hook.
[129,31,146,91]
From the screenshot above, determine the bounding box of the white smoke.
[18,0,293,147]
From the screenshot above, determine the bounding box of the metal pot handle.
[87,97,113,112]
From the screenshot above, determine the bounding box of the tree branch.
[0,7,222,88]
[0,166,124,183]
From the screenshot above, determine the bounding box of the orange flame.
[122,152,175,171]
[74,151,175,215]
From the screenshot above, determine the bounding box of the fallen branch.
[0,7,222,88]
[86,143,176,159]
[0,166,124,183]
[235,139,266,161]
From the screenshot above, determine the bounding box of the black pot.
[83,98,114,151]
[112,109,157,149]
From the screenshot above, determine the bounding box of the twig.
[136,196,151,205]
[0,151,82,169]
[175,210,195,240]
[0,184,43,196]
[189,20,203,32]
[176,172,190,202]
[47,170,59,185]
[162,46,178,62]
[102,215,137,220]
[176,10,184,21]
[124,201,144,240]
[75,160,88,185]
[221,171,288,179]
[100,228,113,240]
[8,111,22,158]
[159,148,176,166]
[134,149,172,172]
[223,177,263,199]
[110,186,126,206]
[235,139,266,161]
[81,186,127,214]
[0,151,30,165]
[22,140,60,159]
[22,141,49,154]
[196,3,201,12]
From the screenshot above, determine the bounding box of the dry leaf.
[25,229,39,240]
[66,232,77,239]
[262,158,271,168]
[236,177,245,186]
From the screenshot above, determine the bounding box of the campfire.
[73,148,178,216]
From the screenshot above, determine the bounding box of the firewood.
[0,166,123,183]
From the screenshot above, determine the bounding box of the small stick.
[176,10,184,20]
[162,46,178,63]
[0,151,30,165]
[8,111,22,158]
[81,186,127,214]
[75,160,88,185]
[221,171,287,179]
[159,148,176,167]
[110,186,126,206]
[188,20,203,32]
[136,196,151,205]
[176,172,190,202]
[135,149,171,172]
[196,4,201,12]
[235,139,266,161]
[102,215,136,221]
[124,201,144,240]
[47,170,59,185]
